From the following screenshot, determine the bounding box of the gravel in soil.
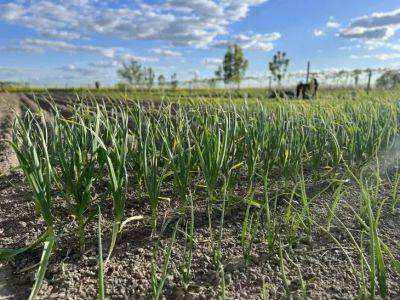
[1,169,400,299]
[0,93,399,299]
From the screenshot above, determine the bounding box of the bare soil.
[0,93,399,299]
[0,93,20,173]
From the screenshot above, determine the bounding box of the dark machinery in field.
[269,60,319,100]
[268,78,319,100]
[296,78,319,99]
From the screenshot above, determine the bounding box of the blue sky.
[0,0,399,86]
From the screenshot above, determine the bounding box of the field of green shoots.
[1,90,400,299]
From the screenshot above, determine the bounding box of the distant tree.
[116,81,130,91]
[208,78,217,89]
[144,67,155,90]
[215,66,223,81]
[232,45,248,88]
[366,68,373,91]
[376,70,400,89]
[192,71,200,84]
[269,51,289,87]
[117,59,144,87]
[217,44,248,88]
[336,70,347,86]
[352,69,362,87]
[158,74,166,88]
[95,81,100,89]
[171,73,178,90]
[223,45,234,84]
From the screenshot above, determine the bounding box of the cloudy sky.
[0,0,399,86]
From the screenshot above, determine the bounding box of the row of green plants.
[1,95,400,299]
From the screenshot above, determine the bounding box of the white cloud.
[350,8,400,29]
[374,53,400,60]
[339,8,400,41]
[313,29,325,37]
[339,45,361,51]
[339,38,400,53]
[150,48,182,57]
[326,21,341,29]
[363,39,387,50]
[0,0,268,48]
[57,64,98,76]
[212,32,280,51]
[1,39,158,63]
[350,53,400,60]
[117,53,158,63]
[388,43,400,51]
[339,26,396,40]
[0,66,26,77]
[203,57,223,66]
[88,60,120,69]
[15,39,117,58]
[387,61,400,68]
[165,0,224,18]
[56,60,124,83]
[359,40,400,51]
[312,19,340,38]
[0,3,25,21]
[40,29,82,40]
[2,61,119,86]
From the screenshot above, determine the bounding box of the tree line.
[117,44,292,89]
[117,45,400,90]
[117,60,178,90]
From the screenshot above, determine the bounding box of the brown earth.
[0,93,399,299]
[0,93,20,173]
[0,93,22,299]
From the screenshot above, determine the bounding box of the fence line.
[180,67,391,90]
